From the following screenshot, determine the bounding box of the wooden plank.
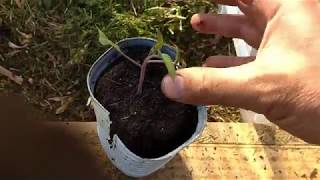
[49,122,319,180]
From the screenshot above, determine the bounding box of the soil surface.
[95,48,198,158]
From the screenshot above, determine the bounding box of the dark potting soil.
[94,48,198,158]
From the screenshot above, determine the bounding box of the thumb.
[161,64,265,113]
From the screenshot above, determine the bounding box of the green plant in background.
[98,28,176,94]
[64,0,223,66]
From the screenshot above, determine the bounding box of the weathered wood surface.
[49,122,320,180]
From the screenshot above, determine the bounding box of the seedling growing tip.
[98,29,179,95]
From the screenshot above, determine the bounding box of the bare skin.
[161,0,320,144]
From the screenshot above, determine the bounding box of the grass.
[0,0,239,121]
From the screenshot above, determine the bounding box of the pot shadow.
[0,93,123,180]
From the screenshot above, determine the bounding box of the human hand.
[161,0,320,144]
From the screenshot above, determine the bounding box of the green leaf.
[161,53,176,78]
[98,28,121,52]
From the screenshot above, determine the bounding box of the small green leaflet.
[97,28,141,67]
[161,53,176,78]
[98,28,121,52]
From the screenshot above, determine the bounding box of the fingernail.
[161,75,184,100]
